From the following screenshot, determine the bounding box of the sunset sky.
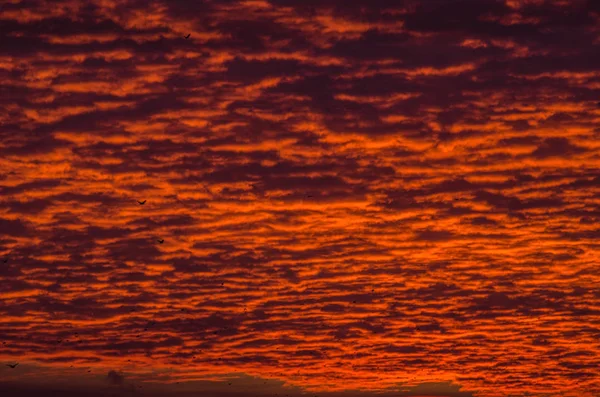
[1,0,600,396]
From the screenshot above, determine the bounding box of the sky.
[0,0,599,396]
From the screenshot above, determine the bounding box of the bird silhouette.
[185,33,191,39]
[157,239,164,244]
[2,258,7,263]
[137,200,146,205]
[144,321,156,331]
[6,363,18,368]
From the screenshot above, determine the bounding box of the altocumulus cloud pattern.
[0,1,599,396]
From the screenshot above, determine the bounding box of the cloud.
[1,0,599,396]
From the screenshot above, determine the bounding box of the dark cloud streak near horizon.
[1,0,599,396]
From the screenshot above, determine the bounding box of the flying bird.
[157,239,164,244]
[6,363,18,368]
[185,33,191,39]
[2,258,7,263]
[137,200,146,205]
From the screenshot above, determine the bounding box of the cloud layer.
[1,0,600,396]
